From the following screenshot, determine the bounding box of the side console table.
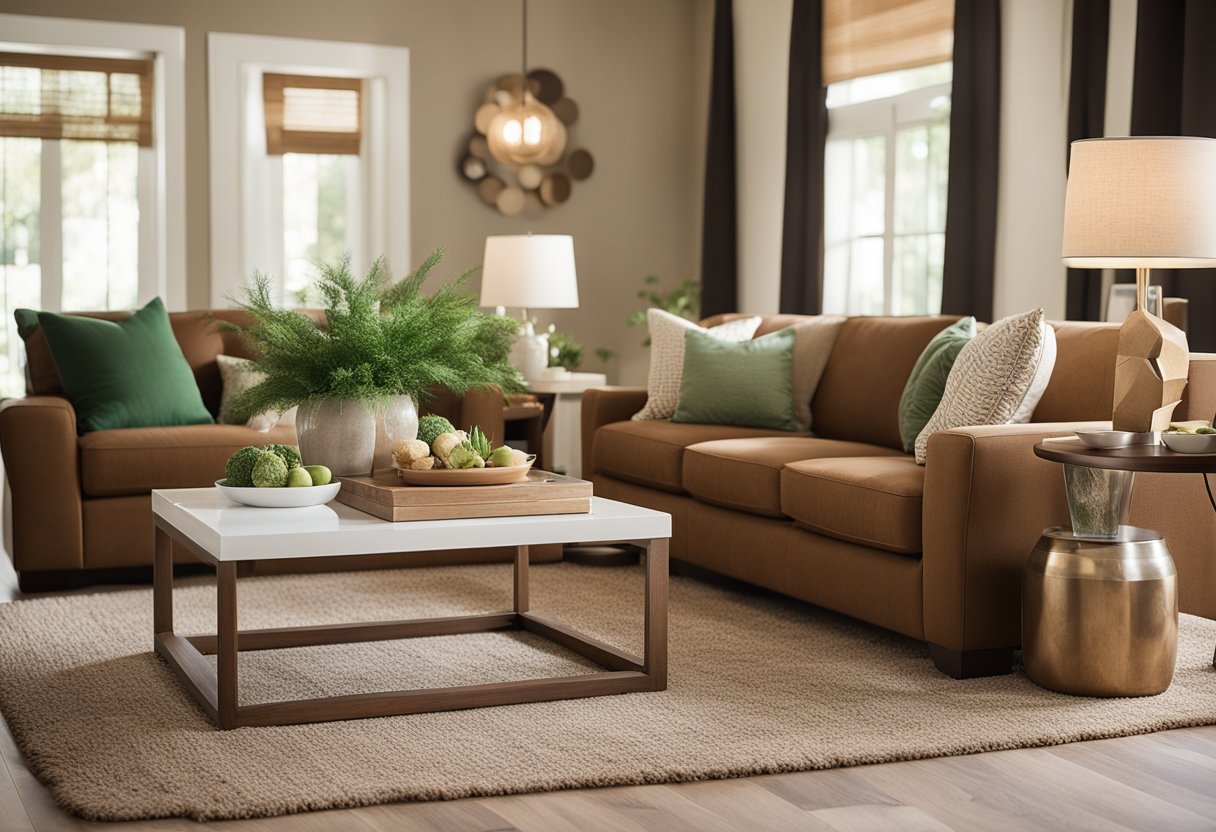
[1028,439,1215,696]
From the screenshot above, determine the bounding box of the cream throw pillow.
[216,354,297,432]
[914,309,1057,464]
[790,316,846,432]
[632,310,761,421]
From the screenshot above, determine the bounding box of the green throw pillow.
[898,316,977,452]
[673,327,798,431]
[25,298,214,432]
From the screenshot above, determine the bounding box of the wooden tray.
[396,462,533,486]
[334,468,592,522]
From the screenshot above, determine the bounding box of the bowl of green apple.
[216,444,340,507]
[1162,421,1216,454]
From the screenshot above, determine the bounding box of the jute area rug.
[1,563,1215,822]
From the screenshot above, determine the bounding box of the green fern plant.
[225,249,524,416]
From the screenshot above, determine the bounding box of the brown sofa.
[582,314,1216,678]
[0,309,543,592]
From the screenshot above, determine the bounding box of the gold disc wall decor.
[460,67,594,215]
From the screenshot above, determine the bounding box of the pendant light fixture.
[486,0,567,166]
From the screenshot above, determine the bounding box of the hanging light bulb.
[485,0,567,167]
[487,94,566,165]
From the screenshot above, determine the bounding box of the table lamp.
[480,234,579,381]
[1062,136,1216,433]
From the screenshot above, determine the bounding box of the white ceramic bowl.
[1074,430,1159,449]
[215,479,341,507]
[1162,433,1216,454]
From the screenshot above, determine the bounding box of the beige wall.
[2,0,703,385]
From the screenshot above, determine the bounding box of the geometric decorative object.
[459,1,593,214]
[1062,136,1216,432]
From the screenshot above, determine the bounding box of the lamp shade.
[1062,136,1216,268]
[480,234,579,309]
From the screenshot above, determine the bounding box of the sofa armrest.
[1178,353,1216,423]
[921,420,1110,653]
[0,396,84,572]
[581,387,647,479]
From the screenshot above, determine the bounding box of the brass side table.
[1028,439,1210,696]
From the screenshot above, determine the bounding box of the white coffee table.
[150,489,671,730]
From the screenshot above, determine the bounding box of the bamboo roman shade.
[263,73,363,156]
[823,0,954,86]
[0,51,154,146]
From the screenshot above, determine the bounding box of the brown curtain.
[1129,0,1216,350]
[779,0,826,314]
[939,0,1001,321]
[1065,0,1109,322]
[700,0,739,318]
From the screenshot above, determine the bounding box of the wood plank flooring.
[3,558,1216,831]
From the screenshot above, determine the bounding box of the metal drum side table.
[1029,439,1192,696]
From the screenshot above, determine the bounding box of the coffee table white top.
[152,489,671,562]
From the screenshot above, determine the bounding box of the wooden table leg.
[514,545,529,613]
[216,562,239,729]
[644,537,669,690]
[153,526,173,635]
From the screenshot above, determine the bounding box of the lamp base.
[1113,308,1189,433]
[509,320,550,382]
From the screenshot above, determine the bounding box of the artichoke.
[418,414,456,448]
[468,425,492,459]
[447,442,485,469]
[251,451,289,487]
[225,446,264,487]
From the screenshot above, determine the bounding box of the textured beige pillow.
[790,316,846,432]
[632,310,761,421]
[216,355,297,432]
[914,308,1057,464]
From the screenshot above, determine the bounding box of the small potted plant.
[227,249,523,475]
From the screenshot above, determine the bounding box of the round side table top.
[1034,438,1216,473]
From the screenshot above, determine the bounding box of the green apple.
[304,464,332,486]
[286,467,314,487]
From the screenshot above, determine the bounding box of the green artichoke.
[468,425,492,459]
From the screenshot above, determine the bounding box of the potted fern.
[227,249,523,476]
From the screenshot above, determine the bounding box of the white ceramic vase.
[295,398,378,477]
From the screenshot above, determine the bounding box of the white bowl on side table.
[215,479,341,508]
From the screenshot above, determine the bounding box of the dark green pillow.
[898,316,977,452]
[26,298,213,432]
[673,327,798,431]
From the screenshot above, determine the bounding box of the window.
[207,34,409,310]
[0,14,185,399]
[823,64,952,317]
[821,0,953,317]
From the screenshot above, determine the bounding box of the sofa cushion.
[781,456,925,555]
[684,437,903,517]
[1031,321,1120,422]
[812,315,960,450]
[592,421,799,493]
[80,424,297,497]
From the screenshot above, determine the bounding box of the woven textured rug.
[1,562,1215,822]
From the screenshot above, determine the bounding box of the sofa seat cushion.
[781,456,924,555]
[684,437,903,517]
[80,424,297,497]
[592,421,801,493]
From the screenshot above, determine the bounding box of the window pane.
[283,152,351,307]
[61,139,140,311]
[849,237,885,316]
[0,137,42,398]
[827,61,952,108]
[823,134,885,315]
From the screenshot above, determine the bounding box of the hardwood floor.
[3,558,1216,831]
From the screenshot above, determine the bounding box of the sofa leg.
[16,570,72,594]
[929,643,1015,679]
